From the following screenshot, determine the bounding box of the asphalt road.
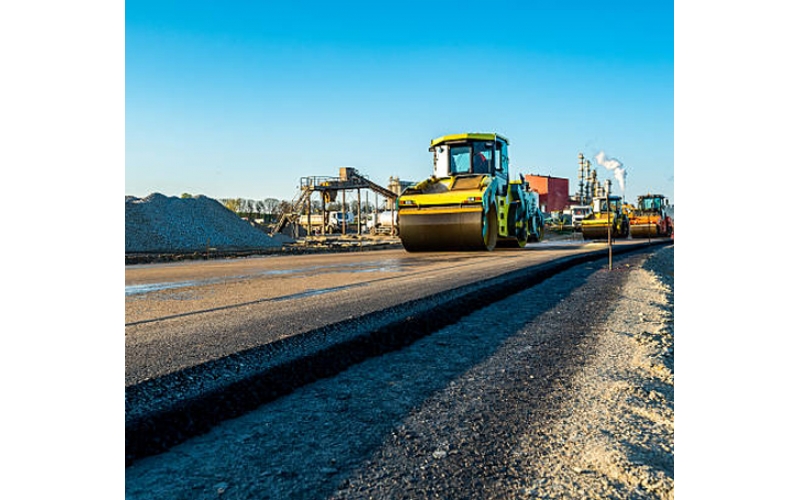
[125,245,675,499]
[126,240,636,386]
[125,238,670,465]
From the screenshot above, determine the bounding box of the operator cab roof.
[429,133,509,151]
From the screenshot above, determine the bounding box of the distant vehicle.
[365,210,398,235]
[545,211,571,228]
[569,205,592,230]
[296,212,353,233]
[328,212,354,231]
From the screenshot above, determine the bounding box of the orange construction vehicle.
[629,193,673,238]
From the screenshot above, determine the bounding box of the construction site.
[126,132,673,261]
[125,132,674,499]
[269,134,673,248]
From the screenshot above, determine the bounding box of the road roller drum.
[399,207,490,251]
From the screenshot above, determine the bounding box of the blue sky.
[125,0,674,205]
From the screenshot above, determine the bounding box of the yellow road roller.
[397,133,544,251]
[581,195,630,240]
[629,193,673,238]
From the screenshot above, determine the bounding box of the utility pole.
[606,179,612,270]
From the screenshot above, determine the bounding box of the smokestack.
[594,151,626,196]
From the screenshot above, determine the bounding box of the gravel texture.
[125,245,674,499]
[125,193,288,253]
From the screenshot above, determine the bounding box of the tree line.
[215,197,285,223]
[190,194,384,224]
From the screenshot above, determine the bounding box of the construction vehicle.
[397,132,545,251]
[365,210,398,235]
[567,204,592,231]
[328,211,354,232]
[629,193,673,238]
[296,212,354,233]
[581,195,630,240]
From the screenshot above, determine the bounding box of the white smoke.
[594,151,626,195]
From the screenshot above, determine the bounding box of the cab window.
[472,141,493,174]
[449,146,471,175]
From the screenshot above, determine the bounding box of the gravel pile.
[125,193,288,253]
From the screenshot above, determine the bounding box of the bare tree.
[243,199,254,221]
[255,200,265,219]
[264,198,280,222]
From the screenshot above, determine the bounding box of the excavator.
[397,133,544,251]
[581,195,630,240]
[629,193,673,238]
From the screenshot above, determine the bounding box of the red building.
[524,175,570,213]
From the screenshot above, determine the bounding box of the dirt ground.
[125,244,673,499]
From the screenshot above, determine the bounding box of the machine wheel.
[517,222,529,247]
[511,204,527,247]
[535,217,545,242]
[483,205,498,251]
[527,219,539,242]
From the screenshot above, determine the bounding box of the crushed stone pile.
[126,193,289,253]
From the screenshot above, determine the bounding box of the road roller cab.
[397,133,544,251]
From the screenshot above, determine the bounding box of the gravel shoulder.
[125,245,674,499]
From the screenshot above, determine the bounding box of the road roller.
[581,195,630,240]
[397,133,544,252]
[629,193,673,238]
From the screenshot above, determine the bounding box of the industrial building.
[524,175,570,213]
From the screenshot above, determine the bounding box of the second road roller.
[581,195,631,240]
[397,132,545,251]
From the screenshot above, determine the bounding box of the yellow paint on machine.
[399,206,483,216]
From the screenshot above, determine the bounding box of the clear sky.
[125,0,674,205]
